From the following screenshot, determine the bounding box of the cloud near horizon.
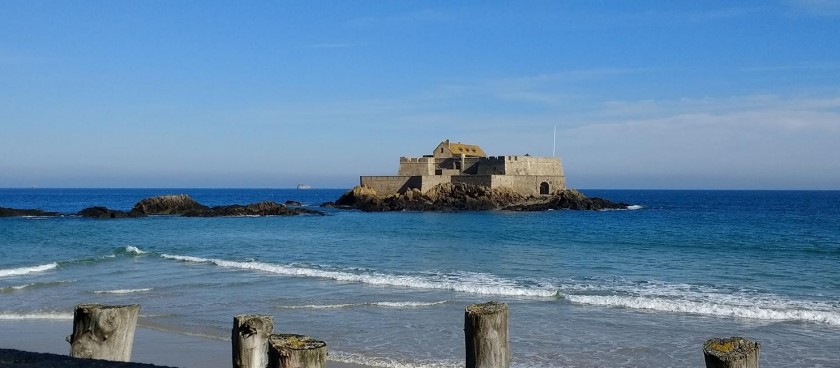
[556,95,840,189]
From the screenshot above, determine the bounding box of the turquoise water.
[1,189,839,367]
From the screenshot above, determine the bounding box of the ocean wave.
[1,281,70,292]
[93,288,153,294]
[279,301,448,309]
[565,295,840,326]
[0,312,74,320]
[0,263,58,278]
[626,205,643,210]
[330,351,460,368]
[160,254,557,297]
[121,245,148,255]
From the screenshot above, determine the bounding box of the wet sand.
[0,320,367,368]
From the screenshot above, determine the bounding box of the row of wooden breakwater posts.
[66,302,760,368]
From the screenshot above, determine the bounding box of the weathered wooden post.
[464,301,509,368]
[703,337,760,368]
[233,315,275,368]
[67,303,140,362]
[268,334,327,368]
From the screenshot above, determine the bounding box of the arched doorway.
[539,182,550,195]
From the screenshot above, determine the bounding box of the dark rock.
[181,201,324,217]
[284,200,303,206]
[329,184,629,212]
[77,206,138,219]
[502,190,629,211]
[129,194,208,216]
[0,207,60,217]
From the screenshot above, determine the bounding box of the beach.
[1,189,839,366]
[0,320,367,368]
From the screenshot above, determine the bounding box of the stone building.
[360,139,566,196]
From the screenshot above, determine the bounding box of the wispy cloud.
[553,94,840,189]
[415,68,655,108]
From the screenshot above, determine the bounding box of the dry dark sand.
[0,320,367,368]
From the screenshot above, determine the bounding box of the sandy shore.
[0,320,368,368]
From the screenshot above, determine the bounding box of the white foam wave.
[330,351,460,368]
[93,288,152,294]
[373,301,447,308]
[626,205,643,210]
[161,254,556,297]
[0,263,58,278]
[280,301,448,309]
[1,281,69,292]
[566,295,840,326]
[0,312,73,320]
[124,245,147,255]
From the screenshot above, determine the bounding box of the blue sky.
[2,1,839,189]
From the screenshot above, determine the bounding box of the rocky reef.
[129,194,208,216]
[179,201,323,217]
[0,207,60,217]
[1,194,322,218]
[323,183,629,212]
[127,195,323,217]
[77,206,137,219]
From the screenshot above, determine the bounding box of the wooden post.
[233,315,275,368]
[67,303,140,362]
[464,301,509,368]
[268,334,327,368]
[704,337,760,368]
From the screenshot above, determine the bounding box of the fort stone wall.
[420,175,451,192]
[363,146,566,197]
[475,156,507,175]
[398,157,436,176]
[451,175,493,188]
[360,176,421,196]
[490,175,566,196]
[503,156,564,176]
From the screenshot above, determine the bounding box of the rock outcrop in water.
[0,207,60,217]
[0,207,61,217]
[77,206,136,219]
[181,201,324,217]
[129,194,208,216]
[323,183,628,212]
[1,195,322,218]
[129,195,323,217]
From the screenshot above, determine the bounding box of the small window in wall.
[440,148,444,153]
[540,182,550,195]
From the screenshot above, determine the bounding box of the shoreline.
[0,320,369,368]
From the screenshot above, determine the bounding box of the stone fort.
[360,139,566,196]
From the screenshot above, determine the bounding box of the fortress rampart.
[360,140,566,197]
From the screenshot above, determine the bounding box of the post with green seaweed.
[233,315,275,368]
[268,334,327,368]
[465,301,509,368]
[67,303,140,362]
[703,337,760,368]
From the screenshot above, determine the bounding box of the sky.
[1,1,839,189]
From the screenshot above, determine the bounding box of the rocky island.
[323,139,629,212]
[323,183,628,212]
[0,194,323,218]
[130,194,323,217]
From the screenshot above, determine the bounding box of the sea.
[1,188,838,367]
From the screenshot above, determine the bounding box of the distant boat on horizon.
[296,184,312,190]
